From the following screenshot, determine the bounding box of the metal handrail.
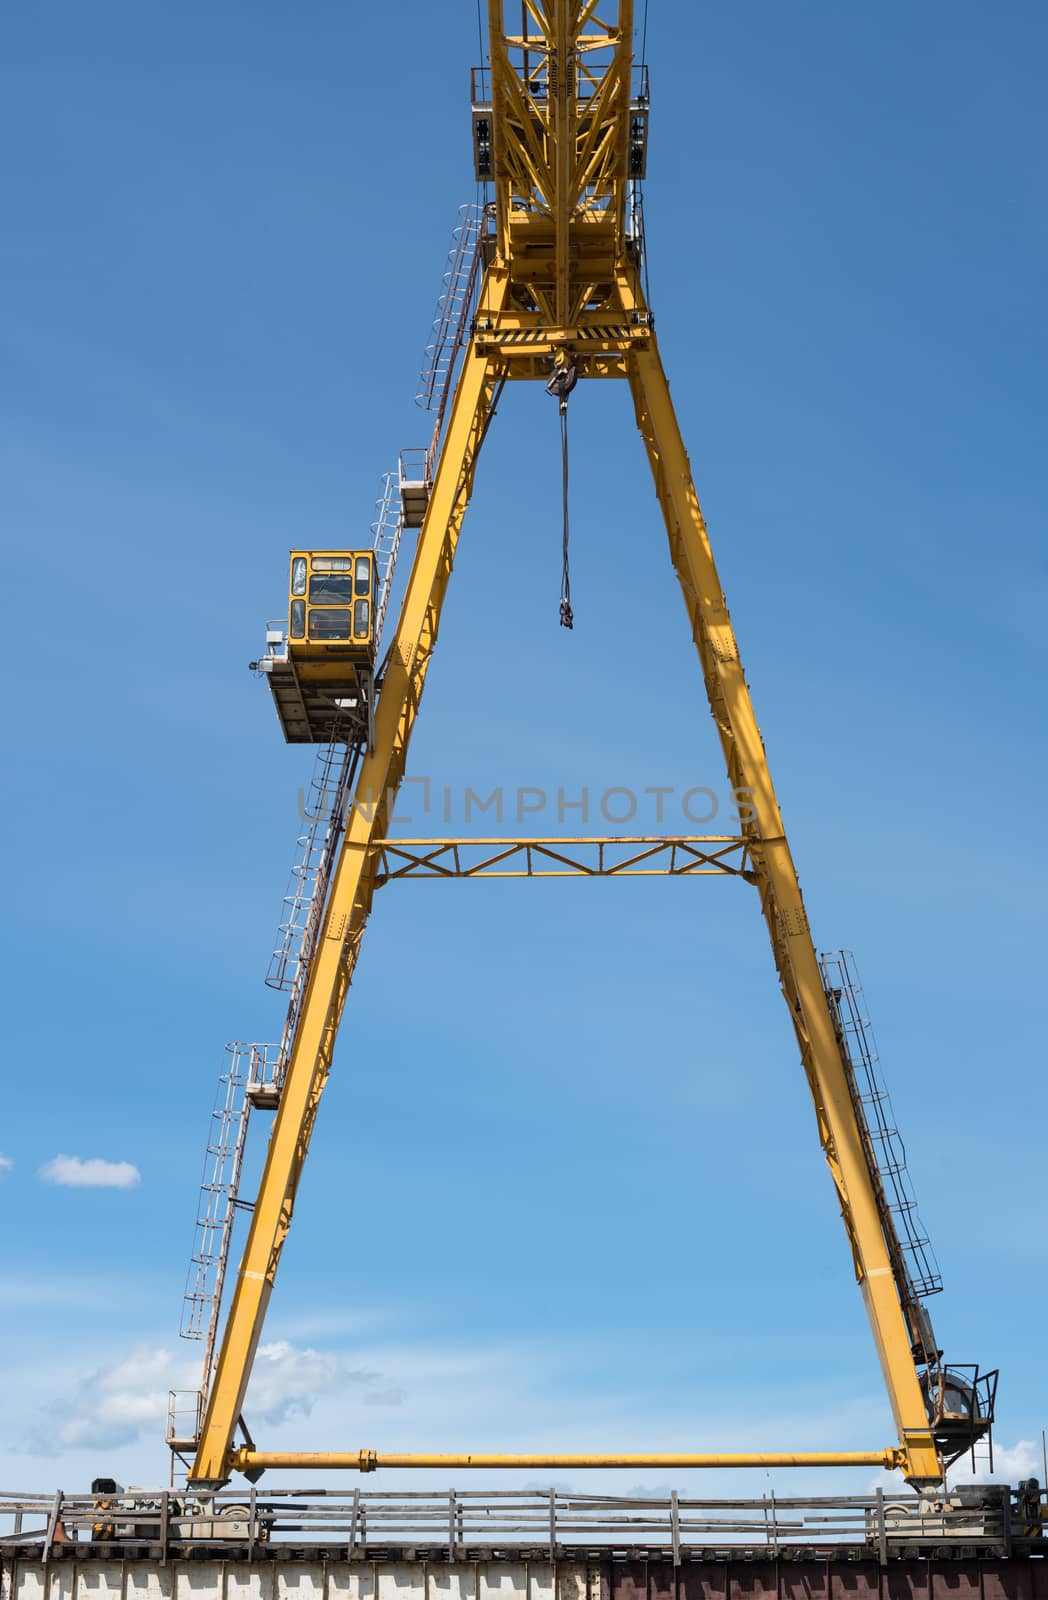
[0,1486,1025,1558]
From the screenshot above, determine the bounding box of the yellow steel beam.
[372,835,753,882]
[621,272,940,1488]
[232,1449,906,1474]
[189,268,510,1487]
[486,0,634,319]
[553,0,574,326]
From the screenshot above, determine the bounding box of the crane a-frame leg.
[627,337,939,1486]
[191,257,939,1488]
[190,269,510,1487]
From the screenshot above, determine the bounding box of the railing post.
[43,1490,62,1563]
[448,1489,457,1561]
[670,1491,680,1567]
[349,1487,360,1558]
[160,1490,170,1566]
[549,1488,556,1560]
[876,1487,887,1565]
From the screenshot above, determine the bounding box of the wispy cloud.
[247,1340,404,1423]
[38,1155,141,1190]
[22,1340,403,1457]
[869,1437,1044,1494]
[0,1155,12,1174]
[950,1438,1044,1484]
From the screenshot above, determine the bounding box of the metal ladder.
[178,1043,282,1422]
[371,470,403,652]
[266,737,359,994]
[416,203,483,417]
[821,949,943,1300]
[269,734,364,1093]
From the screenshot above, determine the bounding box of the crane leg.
[627,340,941,1488]
[190,277,508,1487]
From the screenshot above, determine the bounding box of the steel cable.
[546,361,578,628]
[559,403,573,629]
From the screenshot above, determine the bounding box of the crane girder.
[484,0,637,325]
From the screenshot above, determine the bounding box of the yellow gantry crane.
[182,0,995,1489]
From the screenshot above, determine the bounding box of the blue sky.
[1,0,1046,1498]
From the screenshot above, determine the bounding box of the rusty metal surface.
[611,1563,1048,1600]
[611,1561,1043,1600]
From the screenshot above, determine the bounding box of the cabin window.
[308,608,351,641]
[309,574,352,605]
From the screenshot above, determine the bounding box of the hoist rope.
[546,361,578,629]
[559,402,573,630]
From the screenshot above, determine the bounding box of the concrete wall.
[2,1561,596,1600]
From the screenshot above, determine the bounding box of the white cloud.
[949,1438,1043,1485]
[22,1339,402,1457]
[247,1340,399,1423]
[870,1438,1044,1494]
[0,1155,11,1173]
[27,1346,186,1454]
[38,1154,141,1189]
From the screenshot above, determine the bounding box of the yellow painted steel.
[287,549,375,656]
[231,1450,905,1474]
[276,549,377,736]
[373,836,752,881]
[624,323,939,1488]
[191,1,947,1489]
[482,0,638,329]
[191,265,510,1485]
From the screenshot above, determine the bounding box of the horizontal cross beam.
[230,1447,904,1474]
[372,836,754,882]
